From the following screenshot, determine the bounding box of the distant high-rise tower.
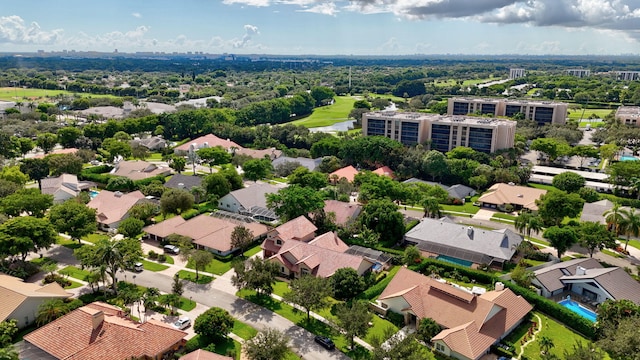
[567,69,590,78]
[509,68,525,79]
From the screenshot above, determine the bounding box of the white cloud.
[233,24,260,48]
[0,15,62,44]
[222,0,272,7]
[132,12,142,18]
[298,2,339,16]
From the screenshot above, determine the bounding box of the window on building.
[276,239,282,245]
[436,343,445,352]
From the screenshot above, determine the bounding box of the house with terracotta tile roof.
[173,134,240,155]
[372,166,395,178]
[321,200,361,227]
[87,190,149,230]
[40,173,94,204]
[329,165,359,183]
[110,160,172,181]
[180,349,232,360]
[34,147,79,159]
[267,231,374,279]
[234,147,283,160]
[477,183,547,211]
[0,274,71,328]
[262,215,317,257]
[532,257,640,305]
[21,302,187,360]
[143,213,269,256]
[377,268,532,360]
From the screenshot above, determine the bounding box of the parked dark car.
[314,335,335,350]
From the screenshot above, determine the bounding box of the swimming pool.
[620,155,639,161]
[436,255,472,267]
[558,299,597,323]
[89,190,99,199]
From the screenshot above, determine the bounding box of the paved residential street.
[34,243,349,360]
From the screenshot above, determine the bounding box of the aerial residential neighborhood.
[2,30,640,360]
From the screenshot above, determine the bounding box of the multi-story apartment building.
[447,97,568,126]
[615,106,640,126]
[362,111,516,153]
[566,69,591,78]
[509,68,526,79]
[616,71,640,81]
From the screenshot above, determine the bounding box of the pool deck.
[552,291,599,312]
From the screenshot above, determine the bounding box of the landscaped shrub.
[405,219,420,233]
[148,250,158,260]
[360,272,396,300]
[385,310,405,328]
[410,258,496,284]
[0,260,40,280]
[181,209,200,220]
[43,274,72,288]
[133,175,166,188]
[157,254,167,263]
[491,344,515,358]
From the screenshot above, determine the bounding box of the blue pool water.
[620,155,639,161]
[558,299,597,323]
[89,190,99,199]
[436,255,472,267]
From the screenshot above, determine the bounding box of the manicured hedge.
[133,175,166,188]
[409,257,496,284]
[502,281,596,339]
[83,165,114,174]
[360,270,396,300]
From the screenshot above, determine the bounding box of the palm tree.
[421,196,442,218]
[515,211,544,242]
[604,202,624,237]
[36,299,70,326]
[620,208,640,251]
[539,335,555,355]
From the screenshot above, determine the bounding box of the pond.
[309,120,355,133]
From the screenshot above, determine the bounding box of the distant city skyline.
[2,0,640,56]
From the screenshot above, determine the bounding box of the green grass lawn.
[58,266,90,281]
[0,87,119,101]
[272,281,290,297]
[82,233,110,244]
[157,294,197,311]
[579,121,605,128]
[622,238,640,251]
[232,320,258,340]
[567,108,614,120]
[64,279,84,289]
[57,236,84,250]
[517,313,609,359]
[177,269,213,284]
[151,254,175,264]
[528,183,559,191]
[440,195,481,215]
[145,153,163,161]
[140,259,169,272]
[186,257,231,275]
[492,213,517,221]
[243,244,262,258]
[601,249,625,258]
[290,96,356,128]
[29,257,57,266]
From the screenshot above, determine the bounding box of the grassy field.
[567,108,614,120]
[177,269,213,284]
[140,259,169,272]
[290,95,356,128]
[0,87,118,101]
[81,233,110,244]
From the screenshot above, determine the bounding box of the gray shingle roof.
[271,157,322,172]
[447,184,476,200]
[533,257,640,304]
[404,218,522,265]
[579,199,614,224]
[164,174,203,191]
[227,183,280,210]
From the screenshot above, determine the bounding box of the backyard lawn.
[290,96,356,128]
[243,244,263,258]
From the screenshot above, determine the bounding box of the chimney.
[467,226,474,239]
[576,266,587,276]
[495,282,505,291]
[92,311,104,330]
[178,183,185,190]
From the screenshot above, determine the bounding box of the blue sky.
[1,0,640,55]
